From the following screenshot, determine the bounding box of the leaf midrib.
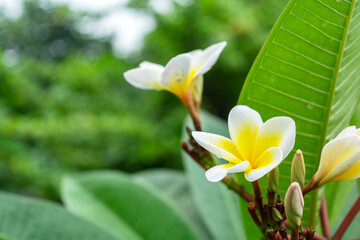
[308,0,357,226]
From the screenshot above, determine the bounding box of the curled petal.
[245,147,283,182]
[228,105,263,162]
[253,117,295,162]
[124,62,164,90]
[205,165,228,182]
[192,131,240,162]
[323,150,360,184]
[191,41,227,78]
[205,161,251,182]
[336,126,358,139]
[314,135,360,184]
[227,161,251,173]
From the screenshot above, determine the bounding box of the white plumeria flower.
[123,42,227,102]
[192,105,296,182]
[312,126,360,186]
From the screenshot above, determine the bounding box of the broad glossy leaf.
[134,169,212,240]
[61,171,198,240]
[0,192,118,240]
[237,0,360,225]
[325,181,355,227]
[330,183,360,238]
[182,112,248,240]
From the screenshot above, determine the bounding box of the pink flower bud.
[284,182,304,229]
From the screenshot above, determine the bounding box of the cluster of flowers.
[124,42,360,232]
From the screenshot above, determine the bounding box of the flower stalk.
[332,194,360,240]
[319,196,330,238]
[247,202,262,228]
[252,180,265,224]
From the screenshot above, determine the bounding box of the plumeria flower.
[311,126,360,186]
[192,105,296,182]
[123,42,226,104]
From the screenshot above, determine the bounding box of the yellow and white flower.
[192,105,296,182]
[312,126,360,186]
[123,42,226,103]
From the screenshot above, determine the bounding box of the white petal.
[192,131,240,162]
[139,61,164,71]
[253,117,295,161]
[161,53,191,94]
[192,41,227,78]
[228,105,263,161]
[227,161,251,173]
[336,126,357,139]
[245,147,283,182]
[124,64,164,90]
[322,150,360,184]
[205,165,228,182]
[314,135,360,184]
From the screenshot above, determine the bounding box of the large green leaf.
[134,169,212,240]
[330,183,360,238]
[0,192,117,240]
[182,112,249,240]
[61,171,198,240]
[237,0,360,225]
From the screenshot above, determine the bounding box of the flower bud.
[284,182,304,229]
[267,167,279,193]
[272,208,283,222]
[291,150,306,191]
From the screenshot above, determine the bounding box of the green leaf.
[330,184,360,238]
[182,112,249,240]
[61,170,198,240]
[134,169,212,240]
[325,181,355,227]
[0,191,118,240]
[238,0,360,226]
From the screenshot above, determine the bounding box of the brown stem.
[320,196,331,238]
[302,177,317,197]
[291,226,299,240]
[183,98,202,131]
[332,194,360,240]
[279,222,288,240]
[268,191,276,206]
[181,142,255,203]
[222,175,255,202]
[266,228,276,240]
[306,227,315,240]
[252,180,265,224]
[247,202,262,228]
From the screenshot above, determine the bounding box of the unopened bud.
[272,208,283,222]
[267,167,279,193]
[291,150,306,191]
[284,182,304,229]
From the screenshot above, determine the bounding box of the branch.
[181,141,255,203]
[320,196,331,238]
[332,194,360,240]
[247,202,262,228]
[252,180,265,224]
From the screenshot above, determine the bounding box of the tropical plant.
[0,0,359,239]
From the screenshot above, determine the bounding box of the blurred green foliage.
[0,0,287,200]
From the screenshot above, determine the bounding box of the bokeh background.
[0,0,288,201]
